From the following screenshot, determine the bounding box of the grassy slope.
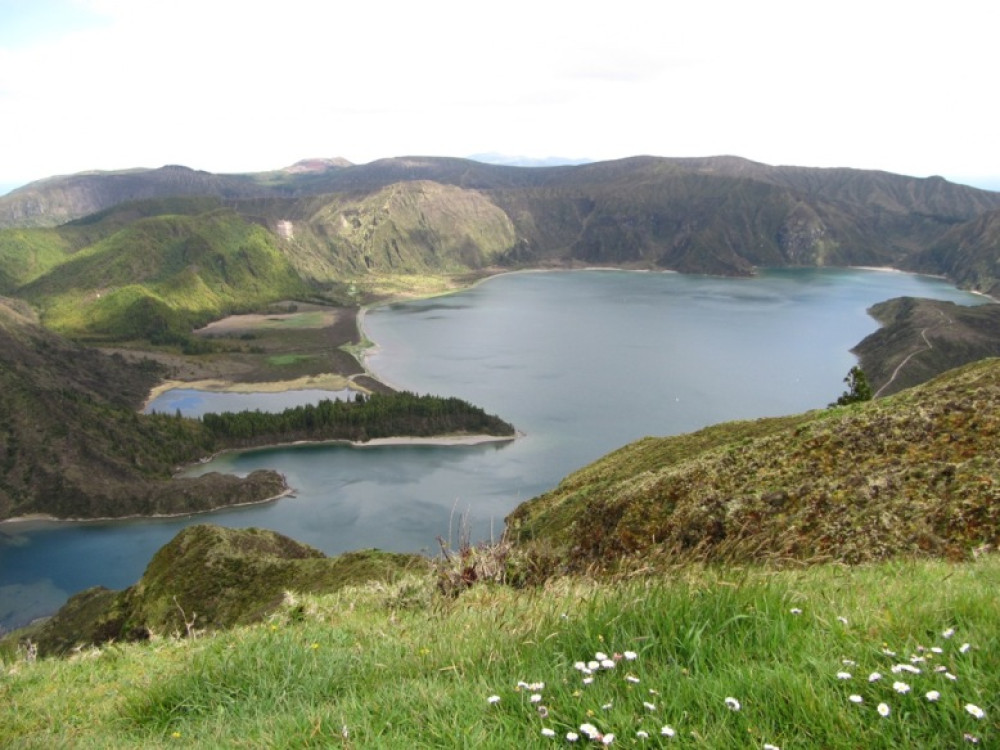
[2,557,997,748]
[17,208,309,339]
[855,298,1000,395]
[507,358,1000,572]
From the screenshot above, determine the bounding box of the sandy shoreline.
[142,373,364,410]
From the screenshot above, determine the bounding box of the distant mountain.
[4,154,1000,302]
[467,153,593,168]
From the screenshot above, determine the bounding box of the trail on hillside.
[874,309,953,397]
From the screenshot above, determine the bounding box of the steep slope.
[5,156,1000,287]
[0,165,273,229]
[278,180,518,279]
[507,358,1000,571]
[0,303,285,520]
[853,298,1000,395]
[23,525,423,655]
[17,208,310,339]
[904,207,1000,298]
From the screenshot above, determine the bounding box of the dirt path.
[874,309,953,397]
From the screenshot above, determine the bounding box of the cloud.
[1,0,997,186]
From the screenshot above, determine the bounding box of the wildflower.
[538,706,549,718]
[588,660,600,671]
[580,723,601,740]
[583,677,594,685]
[566,732,579,742]
[925,690,940,702]
[848,694,863,704]
[541,728,556,738]
[877,702,890,717]
[636,730,649,739]
[530,693,543,704]
[910,655,926,663]
[517,681,529,689]
[574,661,588,672]
[661,725,676,737]
[529,682,545,691]
[842,659,857,666]
[601,659,616,669]
[942,627,956,639]
[837,616,849,625]
[602,734,615,745]
[964,733,980,744]
[310,642,319,649]
[945,672,958,681]
[602,702,613,711]
[595,651,609,661]
[892,664,921,674]
[764,745,781,750]
[882,647,897,656]
[623,650,638,661]
[487,695,501,705]
[836,671,852,680]
[930,646,943,654]
[790,608,802,615]
[960,643,971,654]
[868,672,882,682]
[725,697,741,711]
[965,703,986,720]
[643,701,657,711]
[171,732,182,739]
[934,665,948,673]
[892,681,910,694]
[626,675,641,684]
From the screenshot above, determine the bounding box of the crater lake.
[0,268,988,631]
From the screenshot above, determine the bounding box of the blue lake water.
[0,268,989,632]
[144,388,355,417]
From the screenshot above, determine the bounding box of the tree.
[831,366,872,406]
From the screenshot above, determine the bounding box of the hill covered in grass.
[2,551,997,748]
[15,207,311,341]
[854,297,1000,396]
[506,358,1000,574]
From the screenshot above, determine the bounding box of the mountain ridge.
[5,154,998,295]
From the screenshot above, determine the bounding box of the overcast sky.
[1,0,997,193]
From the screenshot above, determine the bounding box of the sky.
[1,0,998,193]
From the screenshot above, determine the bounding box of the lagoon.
[0,268,988,632]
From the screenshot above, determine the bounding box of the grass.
[2,557,997,748]
[267,354,315,366]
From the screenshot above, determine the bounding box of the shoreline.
[0,432,519,528]
[0,488,297,527]
[187,430,519,468]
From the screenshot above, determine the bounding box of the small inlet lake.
[0,268,989,631]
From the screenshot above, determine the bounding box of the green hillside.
[3,537,997,748]
[0,304,513,521]
[854,298,1000,395]
[5,156,1000,295]
[17,208,309,340]
[506,358,1000,574]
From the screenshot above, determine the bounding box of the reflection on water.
[0,268,988,632]
[145,388,354,418]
